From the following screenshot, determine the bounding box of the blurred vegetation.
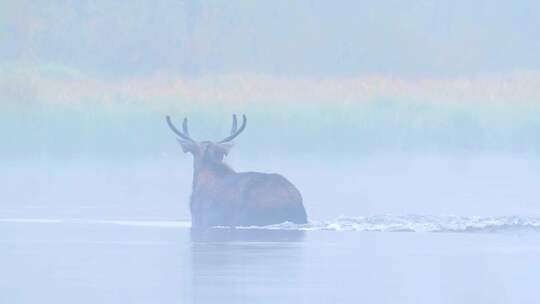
[2,66,539,164]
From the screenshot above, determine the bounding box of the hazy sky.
[2,0,540,78]
[2,1,540,161]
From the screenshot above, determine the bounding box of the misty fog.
[2,1,540,303]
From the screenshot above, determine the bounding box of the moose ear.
[177,139,198,153]
[218,142,234,155]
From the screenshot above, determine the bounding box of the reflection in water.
[190,227,305,242]
[3,222,539,303]
[189,228,306,304]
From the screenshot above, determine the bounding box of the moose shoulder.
[166,114,307,229]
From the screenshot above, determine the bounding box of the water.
[2,217,540,303]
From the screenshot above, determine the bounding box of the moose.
[166,114,308,229]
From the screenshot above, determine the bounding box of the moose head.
[166,114,246,172]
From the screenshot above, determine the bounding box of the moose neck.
[192,159,235,192]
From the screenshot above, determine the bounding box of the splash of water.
[247,215,540,233]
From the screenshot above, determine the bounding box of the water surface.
[1,218,539,303]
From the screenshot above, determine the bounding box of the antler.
[219,114,247,143]
[166,116,195,142]
[230,114,238,134]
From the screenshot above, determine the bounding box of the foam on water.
[2,215,540,233]
[249,215,540,233]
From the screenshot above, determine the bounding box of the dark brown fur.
[166,116,307,229]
